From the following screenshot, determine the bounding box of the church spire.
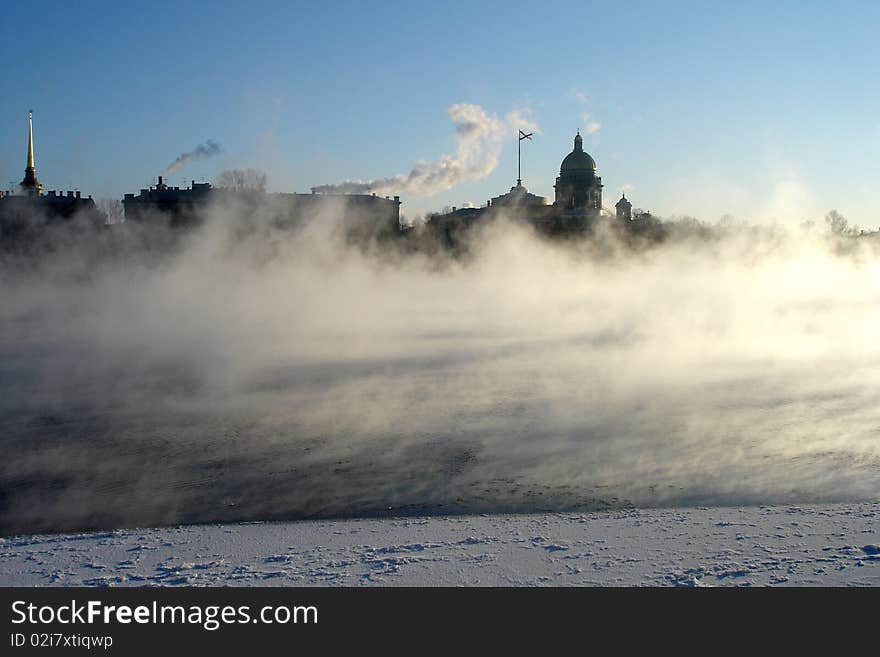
[27,110,35,170]
[20,109,41,195]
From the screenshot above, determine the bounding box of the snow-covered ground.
[2,502,879,586]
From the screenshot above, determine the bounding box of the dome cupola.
[554,131,602,213]
[559,131,596,174]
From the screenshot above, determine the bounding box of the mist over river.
[2,203,880,535]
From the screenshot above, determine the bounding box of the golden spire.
[27,110,35,170]
[20,109,41,194]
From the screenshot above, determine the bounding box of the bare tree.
[216,168,268,192]
[96,198,124,225]
[825,209,857,236]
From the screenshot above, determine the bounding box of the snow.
[1,502,878,586]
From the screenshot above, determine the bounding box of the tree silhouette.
[824,209,857,236]
[216,168,268,192]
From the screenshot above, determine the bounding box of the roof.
[560,133,597,174]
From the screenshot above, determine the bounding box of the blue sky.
[1,0,877,225]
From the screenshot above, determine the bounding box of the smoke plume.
[311,104,539,196]
[163,139,222,175]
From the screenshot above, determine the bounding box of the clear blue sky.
[1,0,877,225]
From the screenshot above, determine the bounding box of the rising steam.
[163,139,223,175]
[2,199,880,535]
[310,104,539,196]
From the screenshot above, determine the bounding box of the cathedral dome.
[560,132,596,173]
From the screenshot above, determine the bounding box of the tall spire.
[20,109,41,195]
[27,110,35,169]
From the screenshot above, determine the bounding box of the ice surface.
[1,502,878,586]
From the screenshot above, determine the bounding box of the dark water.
[3,349,880,537]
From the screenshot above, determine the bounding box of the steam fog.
[2,200,880,535]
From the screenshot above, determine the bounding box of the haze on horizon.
[0,1,878,225]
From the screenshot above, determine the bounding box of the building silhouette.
[426,132,638,243]
[554,131,602,215]
[615,192,632,221]
[123,175,402,241]
[123,176,214,227]
[1,111,104,244]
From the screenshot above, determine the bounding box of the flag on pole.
[517,130,533,185]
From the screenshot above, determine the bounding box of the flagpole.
[517,130,532,188]
[517,134,521,187]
